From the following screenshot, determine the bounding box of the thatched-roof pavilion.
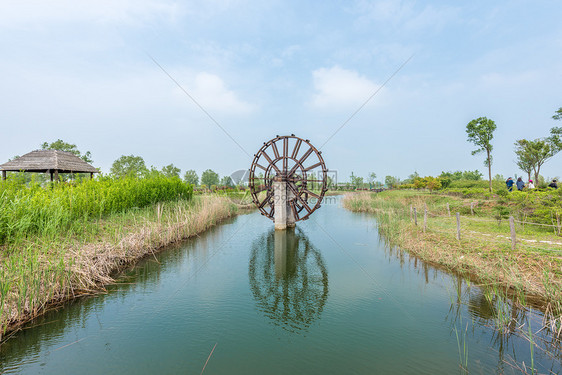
[0,150,99,181]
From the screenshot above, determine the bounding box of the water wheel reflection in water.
[248,228,329,332]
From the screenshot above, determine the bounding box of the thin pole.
[423,203,427,232]
[456,212,461,240]
[447,202,450,217]
[509,216,516,250]
[414,207,418,226]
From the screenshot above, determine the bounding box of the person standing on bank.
[516,177,525,191]
[506,177,514,192]
[528,179,535,189]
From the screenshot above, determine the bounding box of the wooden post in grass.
[509,216,516,250]
[447,203,450,217]
[424,204,427,232]
[470,202,474,215]
[414,207,418,226]
[456,212,461,240]
[410,205,413,222]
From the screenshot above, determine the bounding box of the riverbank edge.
[1,195,251,339]
[342,192,562,320]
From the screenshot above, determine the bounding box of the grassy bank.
[343,191,562,333]
[0,193,240,338]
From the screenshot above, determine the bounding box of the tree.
[161,164,180,178]
[466,117,496,192]
[349,172,365,189]
[41,139,93,163]
[385,175,400,188]
[184,170,199,186]
[220,176,234,187]
[514,127,562,183]
[462,170,483,180]
[368,172,377,184]
[514,144,534,181]
[553,107,562,121]
[201,169,219,187]
[440,171,462,181]
[404,171,419,184]
[110,155,147,178]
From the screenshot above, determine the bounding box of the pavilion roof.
[0,150,99,173]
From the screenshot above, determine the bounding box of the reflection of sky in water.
[0,196,560,374]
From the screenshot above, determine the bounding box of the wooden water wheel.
[249,135,328,222]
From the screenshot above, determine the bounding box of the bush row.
[0,175,193,244]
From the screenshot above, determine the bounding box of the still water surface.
[1,197,560,374]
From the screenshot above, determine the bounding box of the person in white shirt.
[528,179,535,189]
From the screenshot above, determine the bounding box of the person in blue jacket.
[506,177,514,192]
[516,177,525,191]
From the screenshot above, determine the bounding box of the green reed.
[0,175,193,244]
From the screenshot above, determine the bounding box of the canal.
[1,196,560,374]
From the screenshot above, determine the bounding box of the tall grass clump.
[0,175,193,244]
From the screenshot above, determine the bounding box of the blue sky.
[1,0,561,183]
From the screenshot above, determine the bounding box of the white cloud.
[187,72,255,114]
[309,66,381,110]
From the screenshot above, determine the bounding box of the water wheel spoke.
[255,185,270,194]
[290,200,300,220]
[259,192,274,208]
[283,137,288,172]
[303,188,320,199]
[291,138,302,159]
[255,163,267,171]
[288,183,312,213]
[304,162,323,172]
[288,148,313,176]
[271,141,280,159]
[261,151,281,174]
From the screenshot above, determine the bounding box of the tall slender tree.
[466,117,496,192]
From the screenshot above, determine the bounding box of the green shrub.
[0,175,193,244]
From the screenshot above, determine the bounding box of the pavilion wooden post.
[1,170,5,180]
[90,172,94,179]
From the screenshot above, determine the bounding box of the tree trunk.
[487,149,492,192]
[533,167,539,185]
